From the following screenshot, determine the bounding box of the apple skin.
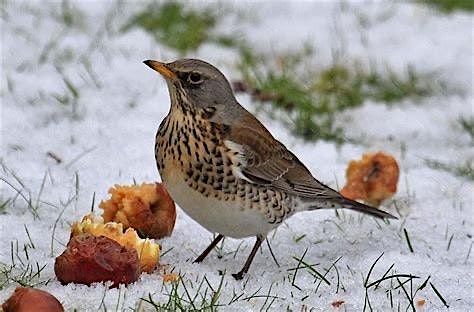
[2,287,64,312]
[55,234,139,287]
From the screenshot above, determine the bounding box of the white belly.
[162,171,276,238]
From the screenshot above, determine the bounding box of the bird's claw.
[232,271,245,280]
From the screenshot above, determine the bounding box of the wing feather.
[224,124,337,199]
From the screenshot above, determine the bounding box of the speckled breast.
[154,106,297,236]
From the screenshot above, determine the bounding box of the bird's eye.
[188,72,203,84]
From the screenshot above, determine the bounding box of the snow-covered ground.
[1,1,472,311]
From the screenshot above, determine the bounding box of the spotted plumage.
[155,93,297,229]
[144,58,396,280]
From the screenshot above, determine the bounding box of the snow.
[1,1,473,311]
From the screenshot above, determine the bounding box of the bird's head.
[144,58,237,114]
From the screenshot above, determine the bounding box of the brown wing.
[224,121,338,199]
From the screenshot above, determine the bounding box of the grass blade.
[430,282,449,308]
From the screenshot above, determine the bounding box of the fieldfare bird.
[144,58,396,280]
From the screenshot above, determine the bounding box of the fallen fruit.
[340,151,399,207]
[100,183,176,239]
[2,287,64,312]
[55,234,139,287]
[71,214,160,273]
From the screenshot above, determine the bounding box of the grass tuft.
[57,0,86,29]
[291,255,331,286]
[0,239,51,290]
[139,273,226,311]
[421,0,474,12]
[122,2,237,55]
[0,262,51,289]
[362,253,426,311]
[51,69,82,120]
[0,197,11,214]
[424,158,474,181]
[458,116,474,142]
[0,177,39,219]
[235,46,441,142]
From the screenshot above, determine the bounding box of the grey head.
[143,58,239,115]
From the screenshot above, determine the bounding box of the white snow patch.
[1,1,472,311]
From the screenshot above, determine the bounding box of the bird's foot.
[193,256,205,264]
[232,271,245,280]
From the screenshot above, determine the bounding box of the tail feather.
[341,198,397,219]
[308,197,397,220]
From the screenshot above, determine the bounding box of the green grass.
[235,46,440,143]
[0,197,11,214]
[458,116,474,142]
[50,69,83,120]
[363,65,440,103]
[122,2,238,55]
[52,0,86,29]
[0,172,51,290]
[0,262,50,290]
[0,177,39,219]
[0,239,50,290]
[421,0,474,12]
[425,158,474,181]
[138,273,225,311]
[362,253,427,311]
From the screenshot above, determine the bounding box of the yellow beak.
[143,60,176,80]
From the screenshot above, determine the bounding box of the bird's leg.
[194,234,225,263]
[232,235,265,280]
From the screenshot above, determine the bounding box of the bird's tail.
[308,196,397,220]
